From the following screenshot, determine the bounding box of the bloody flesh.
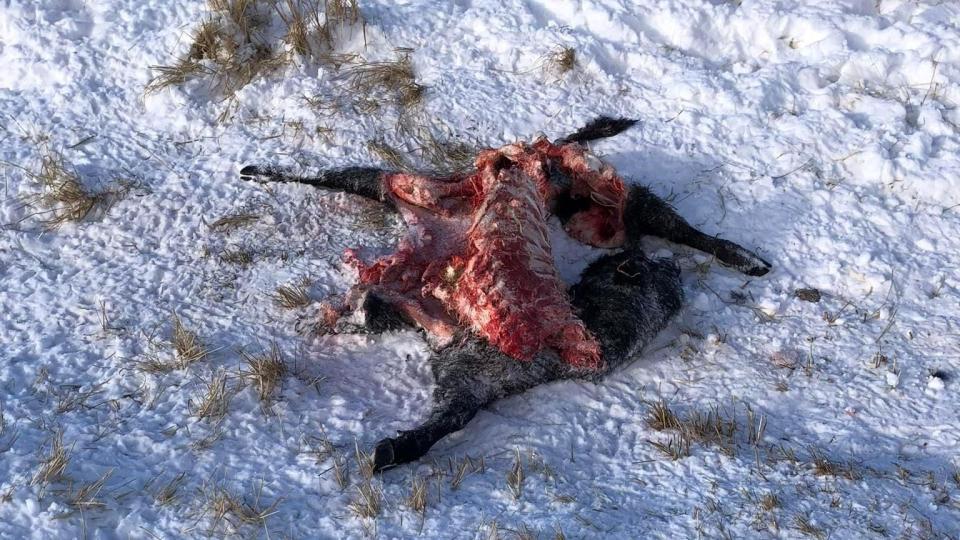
[345,137,628,370]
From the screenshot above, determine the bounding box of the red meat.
[345,137,628,370]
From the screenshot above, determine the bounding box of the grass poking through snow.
[506,449,524,500]
[172,313,209,368]
[14,148,127,230]
[191,372,233,422]
[271,282,311,309]
[240,342,287,403]
[31,431,70,492]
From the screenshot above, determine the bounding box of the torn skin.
[345,137,630,371]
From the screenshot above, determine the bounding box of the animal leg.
[371,250,685,470]
[624,185,772,276]
[372,401,479,472]
[239,165,395,207]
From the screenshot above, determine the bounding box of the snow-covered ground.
[2,0,959,537]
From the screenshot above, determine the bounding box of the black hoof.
[714,241,772,277]
[742,255,772,277]
[239,165,286,184]
[372,438,397,473]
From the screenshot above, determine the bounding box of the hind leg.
[624,185,771,276]
[372,400,479,472]
[371,250,685,470]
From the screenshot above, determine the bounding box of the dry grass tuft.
[506,449,524,500]
[144,59,208,94]
[277,0,321,57]
[172,313,209,368]
[148,1,286,108]
[279,0,365,57]
[395,117,476,174]
[240,343,287,403]
[332,452,349,490]
[542,46,577,77]
[794,513,826,539]
[271,282,311,309]
[208,212,260,232]
[349,480,382,519]
[761,493,781,511]
[509,523,537,540]
[343,50,425,111]
[649,433,691,460]
[646,401,747,459]
[191,372,233,422]
[149,0,367,117]
[367,139,414,171]
[809,448,858,480]
[450,455,484,490]
[202,480,281,533]
[682,406,738,447]
[646,399,681,431]
[407,475,428,527]
[354,441,375,481]
[219,247,255,266]
[66,469,113,511]
[19,149,125,230]
[155,472,187,507]
[32,431,70,489]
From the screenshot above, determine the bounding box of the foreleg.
[624,185,771,276]
[239,165,395,207]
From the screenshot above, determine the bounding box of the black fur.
[373,251,682,470]
[238,116,772,470]
[624,186,770,276]
[239,165,393,208]
[623,185,771,276]
[558,116,639,144]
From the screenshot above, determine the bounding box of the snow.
[1,0,959,538]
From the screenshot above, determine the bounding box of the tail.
[559,116,638,144]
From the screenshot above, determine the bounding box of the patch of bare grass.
[645,401,769,459]
[200,479,282,534]
[148,0,367,120]
[172,313,209,368]
[397,117,476,173]
[450,455,484,490]
[15,149,127,230]
[367,139,413,171]
[349,480,382,519]
[271,281,311,309]
[65,469,113,511]
[278,0,365,59]
[646,399,681,431]
[809,447,859,480]
[31,431,70,492]
[240,342,287,403]
[342,50,425,111]
[649,433,691,460]
[191,372,233,422]
[794,513,826,539]
[155,472,187,507]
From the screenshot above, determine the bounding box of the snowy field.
[2,0,960,538]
